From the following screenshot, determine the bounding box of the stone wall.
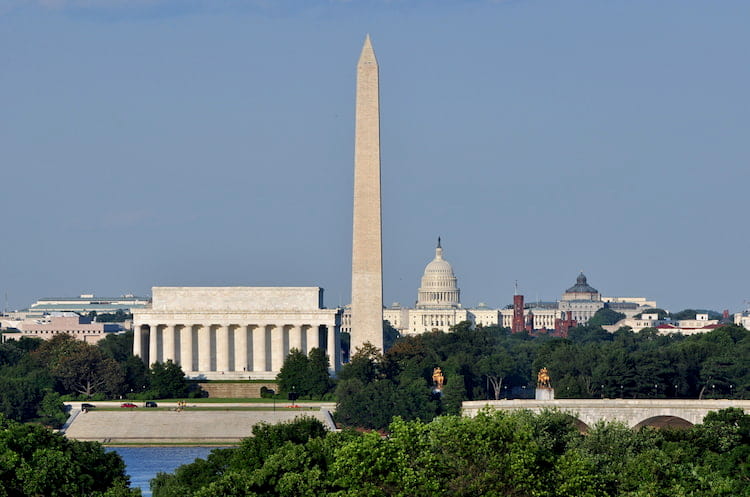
[196,381,278,398]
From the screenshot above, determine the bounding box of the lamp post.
[601,384,605,399]
[620,385,624,399]
[730,384,734,398]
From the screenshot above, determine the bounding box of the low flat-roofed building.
[29,294,149,314]
[1,314,123,344]
[735,311,750,330]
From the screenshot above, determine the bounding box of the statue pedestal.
[535,387,555,400]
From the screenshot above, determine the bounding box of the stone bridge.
[462,399,750,429]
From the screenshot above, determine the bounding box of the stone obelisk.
[350,35,384,353]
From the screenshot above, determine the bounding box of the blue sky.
[1,0,748,313]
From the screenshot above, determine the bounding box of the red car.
[120,402,137,408]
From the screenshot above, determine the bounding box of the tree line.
[0,414,140,496]
[325,320,750,430]
[151,408,750,497]
[0,332,192,427]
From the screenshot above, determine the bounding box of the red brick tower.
[512,294,525,333]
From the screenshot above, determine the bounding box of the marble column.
[305,325,318,355]
[198,325,212,372]
[252,325,267,372]
[133,326,143,359]
[216,325,230,372]
[149,324,159,366]
[163,325,176,363]
[180,325,193,372]
[326,323,340,373]
[271,324,285,371]
[235,326,249,372]
[289,325,303,353]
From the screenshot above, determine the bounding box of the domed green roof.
[565,272,598,294]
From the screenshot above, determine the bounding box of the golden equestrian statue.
[537,367,552,388]
[432,367,445,390]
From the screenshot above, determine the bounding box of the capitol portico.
[132,287,341,380]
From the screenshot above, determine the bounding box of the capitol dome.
[416,238,461,310]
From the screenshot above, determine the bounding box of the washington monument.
[350,35,384,353]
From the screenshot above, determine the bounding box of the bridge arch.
[633,415,693,430]
[568,416,589,433]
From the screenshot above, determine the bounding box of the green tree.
[277,348,332,399]
[440,373,466,415]
[99,331,134,363]
[587,307,626,327]
[38,334,125,397]
[306,347,332,397]
[123,355,150,394]
[277,348,309,395]
[54,345,125,397]
[0,414,139,496]
[476,350,516,400]
[37,390,68,427]
[149,360,189,399]
[337,342,383,383]
[383,320,400,351]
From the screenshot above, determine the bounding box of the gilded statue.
[432,367,445,389]
[537,367,551,388]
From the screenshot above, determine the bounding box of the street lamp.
[620,385,624,399]
[730,384,734,398]
[601,384,605,399]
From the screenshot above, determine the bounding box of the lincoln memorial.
[132,287,341,379]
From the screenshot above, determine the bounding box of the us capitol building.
[341,239,655,337]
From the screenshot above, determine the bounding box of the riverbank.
[63,402,336,445]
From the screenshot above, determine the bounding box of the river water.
[111,446,225,497]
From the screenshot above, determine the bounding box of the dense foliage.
[0,338,67,426]
[276,348,333,399]
[0,332,193,426]
[333,322,750,430]
[0,414,139,496]
[151,409,750,497]
[86,310,133,323]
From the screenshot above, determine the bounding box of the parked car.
[120,402,137,408]
[144,401,158,408]
[81,403,95,410]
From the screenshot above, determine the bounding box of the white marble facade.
[132,287,341,380]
